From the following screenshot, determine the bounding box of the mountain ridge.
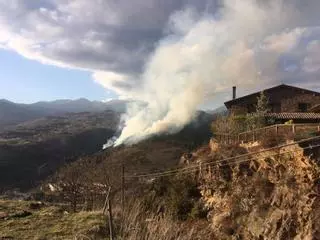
[0,98,128,129]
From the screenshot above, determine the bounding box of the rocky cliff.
[193,140,320,239]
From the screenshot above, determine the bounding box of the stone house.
[224,84,320,123]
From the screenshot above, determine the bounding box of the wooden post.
[292,124,295,134]
[107,198,115,240]
[121,164,125,212]
[121,163,125,235]
[102,186,111,214]
[275,125,278,135]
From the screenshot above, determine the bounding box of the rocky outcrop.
[196,142,320,239]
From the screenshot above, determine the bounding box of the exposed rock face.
[197,143,320,240]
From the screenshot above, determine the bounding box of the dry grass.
[0,200,107,240]
[119,200,213,240]
[200,143,320,239]
[3,139,320,240]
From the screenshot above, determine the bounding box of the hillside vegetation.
[1,101,319,239]
[0,111,120,191]
[0,110,213,192]
[2,138,319,239]
[0,200,107,240]
[114,140,320,239]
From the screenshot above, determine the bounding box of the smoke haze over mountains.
[0,0,320,144]
[113,0,320,145]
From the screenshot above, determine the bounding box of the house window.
[298,103,308,112]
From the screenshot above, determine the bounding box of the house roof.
[224,84,320,108]
[265,112,320,120]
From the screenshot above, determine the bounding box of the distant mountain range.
[0,97,227,131]
[0,95,224,191]
[0,98,128,129]
[207,105,228,115]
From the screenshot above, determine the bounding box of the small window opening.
[298,103,308,112]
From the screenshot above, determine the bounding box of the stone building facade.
[281,93,320,112]
[224,84,320,123]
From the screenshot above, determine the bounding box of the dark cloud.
[0,0,319,97]
[0,0,218,76]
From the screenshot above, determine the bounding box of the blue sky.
[0,49,117,103]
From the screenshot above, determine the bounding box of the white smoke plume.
[103,136,118,149]
[111,0,320,146]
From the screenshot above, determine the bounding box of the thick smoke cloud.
[0,0,320,145]
[113,0,320,145]
[0,0,216,93]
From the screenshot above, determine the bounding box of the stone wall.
[227,86,320,114]
[281,94,320,112]
[231,105,247,115]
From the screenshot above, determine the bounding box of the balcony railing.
[214,123,320,144]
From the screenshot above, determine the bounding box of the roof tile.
[265,112,320,119]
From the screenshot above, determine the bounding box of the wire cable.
[125,135,320,177]
[125,143,320,179]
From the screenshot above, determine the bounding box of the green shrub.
[144,175,204,221]
[189,201,208,219]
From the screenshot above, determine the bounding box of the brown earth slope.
[195,140,320,239]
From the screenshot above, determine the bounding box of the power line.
[126,136,320,178]
[125,142,320,179]
[126,144,320,179]
[102,135,320,172]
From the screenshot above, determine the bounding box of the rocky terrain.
[199,140,320,239]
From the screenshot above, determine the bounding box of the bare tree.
[56,160,84,212]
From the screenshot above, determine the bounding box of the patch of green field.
[0,200,107,240]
